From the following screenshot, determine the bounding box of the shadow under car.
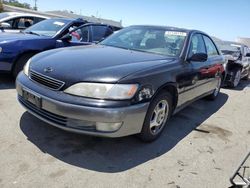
[19,92,229,173]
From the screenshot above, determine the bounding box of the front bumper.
[16,72,149,137]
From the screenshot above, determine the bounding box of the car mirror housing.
[61,34,72,42]
[0,22,11,29]
[188,53,208,62]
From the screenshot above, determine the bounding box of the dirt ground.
[0,74,249,188]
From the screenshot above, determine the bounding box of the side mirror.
[188,53,208,62]
[0,22,11,29]
[60,34,72,42]
[245,53,250,57]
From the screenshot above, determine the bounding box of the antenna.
[34,0,38,10]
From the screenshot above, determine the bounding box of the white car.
[0,12,49,32]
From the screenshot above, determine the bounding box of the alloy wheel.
[149,100,169,135]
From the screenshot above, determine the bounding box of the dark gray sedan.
[16,25,224,142]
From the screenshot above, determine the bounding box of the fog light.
[96,122,123,132]
[67,119,95,130]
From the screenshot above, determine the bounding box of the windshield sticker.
[165,31,187,36]
[53,21,65,26]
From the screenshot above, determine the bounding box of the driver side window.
[188,34,206,58]
[70,26,90,42]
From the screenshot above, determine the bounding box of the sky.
[18,0,250,41]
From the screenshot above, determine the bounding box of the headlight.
[64,83,138,100]
[23,59,31,76]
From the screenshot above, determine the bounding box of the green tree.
[3,0,32,10]
[0,1,3,13]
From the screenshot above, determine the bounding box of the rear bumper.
[16,73,149,137]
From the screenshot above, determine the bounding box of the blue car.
[0,18,117,76]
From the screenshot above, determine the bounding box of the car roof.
[128,25,209,35]
[2,12,49,19]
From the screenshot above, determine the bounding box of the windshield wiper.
[23,31,40,36]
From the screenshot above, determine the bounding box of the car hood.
[30,45,175,86]
[0,32,49,42]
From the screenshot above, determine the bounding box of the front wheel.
[138,92,173,142]
[12,53,35,77]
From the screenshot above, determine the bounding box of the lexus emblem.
[44,67,53,73]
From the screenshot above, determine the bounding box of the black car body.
[218,42,250,87]
[16,25,224,141]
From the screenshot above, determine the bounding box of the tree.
[0,1,3,13]
[3,0,32,10]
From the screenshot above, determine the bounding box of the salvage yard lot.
[0,74,249,188]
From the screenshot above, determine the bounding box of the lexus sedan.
[16,25,224,142]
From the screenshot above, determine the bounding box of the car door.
[179,33,211,104]
[202,35,224,91]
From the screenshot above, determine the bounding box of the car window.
[101,26,187,57]
[203,35,219,57]
[33,17,46,24]
[17,17,34,29]
[188,34,206,58]
[24,19,70,37]
[5,18,14,28]
[70,26,90,42]
[92,25,109,42]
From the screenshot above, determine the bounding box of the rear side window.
[203,35,219,57]
[92,26,109,42]
[188,34,206,58]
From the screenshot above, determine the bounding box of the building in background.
[236,37,250,47]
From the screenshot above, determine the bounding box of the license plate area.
[22,89,41,108]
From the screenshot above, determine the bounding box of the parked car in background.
[0,18,119,76]
[0,12,49,32]
[16,25,224,142]
[218,42,250,87]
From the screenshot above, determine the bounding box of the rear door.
[202,35,224,91]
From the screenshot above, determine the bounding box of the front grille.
[19,96,68,126]
[29,70,65,90]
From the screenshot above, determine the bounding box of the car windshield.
[101,26,187,57]
[24,19,70,37]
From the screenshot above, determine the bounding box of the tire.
[242,70,249,80]
[206,76,222,100]
[138,91,173,142]
[229,69,241,88]
[12,53,35,77]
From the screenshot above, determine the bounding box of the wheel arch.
[11,50,40,72]
[152,82,178,111]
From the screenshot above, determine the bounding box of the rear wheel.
[242,69,249,80]
[138,92,173,142]
[12,53,35,77]
[206,76,222,100]
[229,69,241,88]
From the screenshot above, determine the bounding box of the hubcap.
[214,77,221,96]
[234,70,241,87]
[150,100,169,134]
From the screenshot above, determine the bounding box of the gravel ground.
[0,74,249,188]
